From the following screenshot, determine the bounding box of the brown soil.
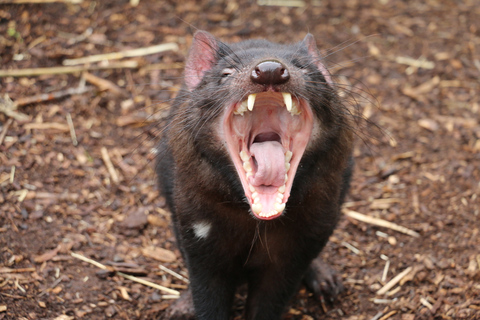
[1,0,479,319]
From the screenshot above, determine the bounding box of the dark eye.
[221,68,234,78]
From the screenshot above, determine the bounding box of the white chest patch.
[193,221,212,239]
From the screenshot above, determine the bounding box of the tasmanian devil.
[156,31,354,319]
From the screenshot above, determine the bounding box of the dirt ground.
[1,0,479,319]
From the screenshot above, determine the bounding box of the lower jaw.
[223,95,314,221]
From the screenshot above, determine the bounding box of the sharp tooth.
[252,203,262,214]
[276,193,284,201]
[240,150,250,162]
[253,197,260,204]
[278,185,286,193]
[274,202,286,213]
[282,92,292,111]
[285,151,292,163]
[234,101,248,115]
[247,94,256,111]
[252,192,258,199]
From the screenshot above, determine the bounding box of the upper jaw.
[223,91,314,220]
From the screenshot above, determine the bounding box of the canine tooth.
[274,202,286,213]
[254,197,260,204]
[247,94,256,111]
[252,203,262,214]
[282,92,292,111]
[277,193,284,201]
[252,192,258,199]
[276,196,282,203]
[243,161,252,172]
[278,185,286,193]
[285,151,292,163]
[240,150,250,162]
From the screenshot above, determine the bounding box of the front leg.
[161,266,236,320]
[303,256,344,304]
[179,217,245,320]
[245,260,310,320]
[159,289,195,320]
[188,266,237,320]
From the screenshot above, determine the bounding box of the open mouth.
[223,92,314,220]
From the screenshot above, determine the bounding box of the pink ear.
[184,31,218,91]
[302,34,333,86]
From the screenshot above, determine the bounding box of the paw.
[158,290,196,320]
[303,257,344,304]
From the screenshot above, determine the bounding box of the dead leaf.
[141,246,176,263]
[118,286,132,301]
[34,246,60,263]
[402,76,440,100]
[147,214,168,227]
[53,316,74,320]
[83,71,125,96]
[418,119,439,131]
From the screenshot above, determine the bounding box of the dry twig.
[378,311,398,320]
[24,123,70,131]
[0,95,30,122]
[1,0,82,3]
[257,0,306,7]
[393,56,435,69]
[63,43,179,66]
[376,266,413,295]
[82,72,124,95]
[0,267,36,273]
[66,113,78,146]
[15,86,92,107]
[0,61,138,78]
[343,209,420,237]
[101,147,120,184]
[159,265,190,284]
[70,252,180,296]
[0,118,13,146]
[1,87,92,121]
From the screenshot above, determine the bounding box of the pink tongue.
[249,141,285,187]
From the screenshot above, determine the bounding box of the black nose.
[251,60,290,85]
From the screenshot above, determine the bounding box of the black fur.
[156,32,354,320]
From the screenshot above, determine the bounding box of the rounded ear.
[302,34,333,86]
[184,31,219,91]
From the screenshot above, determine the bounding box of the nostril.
[251,60,290,85]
